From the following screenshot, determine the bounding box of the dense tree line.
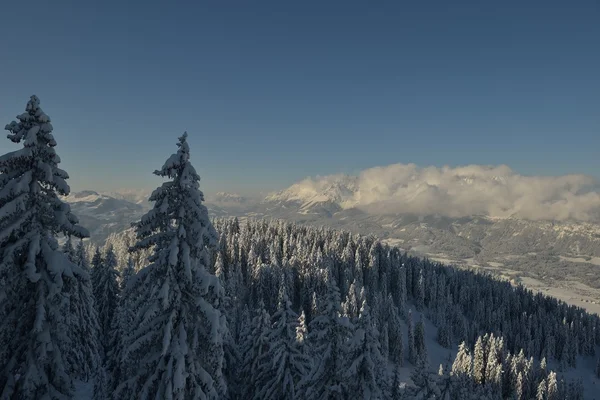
[0,96,597,399]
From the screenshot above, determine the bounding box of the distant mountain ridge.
[65,178,600,311]
[64,190,147,244]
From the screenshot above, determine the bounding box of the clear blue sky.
[0,0,598,194]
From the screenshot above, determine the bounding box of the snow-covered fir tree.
[93,244,120,350]
[0,95,92,398]
[242,303,271,399]
[301,273,353,399]
[65,239,102,380]
[342,301,388,399]
[112,132,226,400]
[254,287,310,399]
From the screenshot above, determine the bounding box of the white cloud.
[279,164,600,222]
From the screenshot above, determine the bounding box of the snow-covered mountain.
[64,191,148,244]
[264,175,358,216]
[64,165,600,315]
[207,192,250,204]
[102,188,152,205]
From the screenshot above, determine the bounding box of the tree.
[409,356,441,400]
[408,310,417,365]
[91,246,104,296]
[390,366,404,400]
[65,239,102,380]
[113,132,226,400]
[106,256,136,393]
[94,245,120,350]
[242,304,271,399]
[120,256,135,292]
[296,310,308,346]
[386,296,404,366]
[536,378,546,400]
[451,342,473,398]
[546,371,558,400]
[414,315,428,364]
[301,273,353,399]
[0,95,91,398]
[254,288,310,399]
[342,301,388,399]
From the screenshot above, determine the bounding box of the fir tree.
[408,310,417,365]
[472,335,489,387]
[546,371,558,400]
[301,273,353,399]
[414,315,427,364]
[409,356,441,399]
[296,310,308,346]
[254,288,310,399]
[242,304,271,399]
[536,378,547,400]
[94,245,120,350]
[0,95,91,398]
[451,342,473,399]
[343,301,388,399]
[113,133,226,400]
[65,239,102,380]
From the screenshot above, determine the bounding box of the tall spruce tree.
[113,132,226,400]
[242,303,271,399]
[254,287,310,399]
[342,301,388,399]
[301,273,353,399]
[94,245,120,350]
[67,239,102,381]
[0,95,91,398]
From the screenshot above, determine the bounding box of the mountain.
[207,192,250,204]
[65,173,600,315]
[65,191,148,244]
[264,175,357,216]
[102,188,152,205]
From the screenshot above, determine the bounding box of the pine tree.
[381,322,390,360]
[242,304,271,399]
[342,301,388,399]
[296,310,308,346]
[254,288,310,399]
[546,371,558,400]
[120,256,135,292]
[94,245,120,350]
[106,257,136,394]
[387,297,404,366]
[408,310,417,365]
[473,335,486,386]
[65,239,102,381]
[409,356,441,399]
[414,315,428,364]
[536,378,547,400]
[390,366,404,400]
[450,341,473,398]
[0,95,91,398]
[91,246,104,296]
[113,133,226,400]
[301,273,353,399]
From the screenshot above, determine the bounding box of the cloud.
[287,164,600,222]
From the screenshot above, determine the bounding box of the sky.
[0,0,598,195]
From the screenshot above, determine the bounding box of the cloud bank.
[283,164,600,222]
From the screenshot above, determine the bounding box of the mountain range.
[66,175,600,314]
